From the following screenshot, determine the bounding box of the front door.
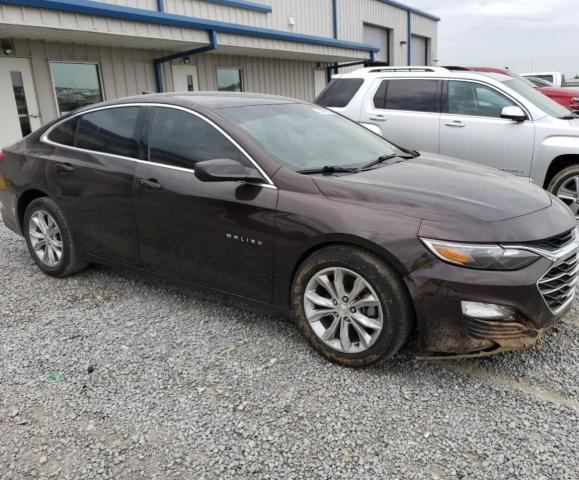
[171,64,200,92]
[0,57,41,148]
[134,106,278,302]
[439,80,535,177]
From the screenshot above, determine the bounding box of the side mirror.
[194,158,263,183]
[359,122,383,136]
[501,106,527,122]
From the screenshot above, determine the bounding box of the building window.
[217,68,243,92]
[50,62,103,115]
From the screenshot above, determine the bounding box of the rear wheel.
[292,245,413,367]
[548,165,579,219]
[24,197,88,277]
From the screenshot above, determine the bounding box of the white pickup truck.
[521,71,579,89]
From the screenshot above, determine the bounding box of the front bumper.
[404,241,577,357]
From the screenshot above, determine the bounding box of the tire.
[23,197,88,277]
[547,165,579,218]
[291,245,414,367]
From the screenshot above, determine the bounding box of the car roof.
[81,92,303,112]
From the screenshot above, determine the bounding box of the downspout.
[407,10,412,65]
[156,0,164,12]
[330,0,338,81]
[154,30,218,93]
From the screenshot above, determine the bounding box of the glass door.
[0,57,41,148]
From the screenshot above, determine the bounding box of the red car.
[464,67,579,113]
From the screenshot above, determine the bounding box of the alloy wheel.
[556,175,579,219]
[28,210,63,268]
[304,267,383,354]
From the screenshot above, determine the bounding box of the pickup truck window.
[447,81,514,118]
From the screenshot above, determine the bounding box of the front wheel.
[547,165,579,220]
[291,245,414,367]
[24,197,88,277]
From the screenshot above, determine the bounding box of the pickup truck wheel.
[292,245,414,367]
[548,165,579,219]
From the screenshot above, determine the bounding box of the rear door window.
[315,78,364,108]
[148,107,248,169]
[76,107,142,158]
[380,79,439,112]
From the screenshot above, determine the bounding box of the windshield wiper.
[296,165,360,175]
[560,114,578,120]
[360,153,416,170]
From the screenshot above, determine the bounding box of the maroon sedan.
[0,93,576,366]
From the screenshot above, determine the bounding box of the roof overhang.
[0,0,378,62]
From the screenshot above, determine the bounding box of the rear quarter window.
[47,117,79,146]
[315,78,364,108]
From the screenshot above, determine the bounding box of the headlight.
[420,238,540,270]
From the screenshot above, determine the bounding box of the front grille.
[538,252,578,312]
[524,229,575,251]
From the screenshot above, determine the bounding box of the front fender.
[532,135,579,187]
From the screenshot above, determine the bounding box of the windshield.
[218,103,400,171]
[503,78,572,118]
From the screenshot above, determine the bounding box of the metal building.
[0,0,439,147]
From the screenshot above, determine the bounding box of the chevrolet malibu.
[0,93,577,366]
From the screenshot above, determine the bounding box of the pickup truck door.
[360,78,441,153]
[439,80,535,177]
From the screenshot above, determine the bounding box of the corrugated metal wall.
[104,0,335,37]
[13,39,325,124]
[411,12,438,65]
[337,0,409,66]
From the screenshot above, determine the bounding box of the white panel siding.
[411,13,438,65]
[336,0,437,67]
[190,53,324,101]
[162,0,334,37]
[16,39,327,124]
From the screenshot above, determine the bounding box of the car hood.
[314,153,552,223]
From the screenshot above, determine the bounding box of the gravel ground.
[1,221,578,480]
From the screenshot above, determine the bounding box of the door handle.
[140,178,163,192]
[369,116,387,122]
[55,162,74,173]
[445,121,465,128]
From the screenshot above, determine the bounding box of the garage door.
[363,24,389,64]
[411,35,428,65]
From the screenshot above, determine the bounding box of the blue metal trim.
[154,30,218,92]
[0,0,379,53]
[203,0,271,14]
[378,0,440,21]
[331,0,338,39]
[156,0,163,12]
[407,10,411,65]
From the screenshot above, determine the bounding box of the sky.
[407,0,578,78]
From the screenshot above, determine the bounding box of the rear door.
[439,80,535,177]
[45,105,144,263]
[133,105,278,302]
[360,78,441,152]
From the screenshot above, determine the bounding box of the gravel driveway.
[1,221,578,480]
